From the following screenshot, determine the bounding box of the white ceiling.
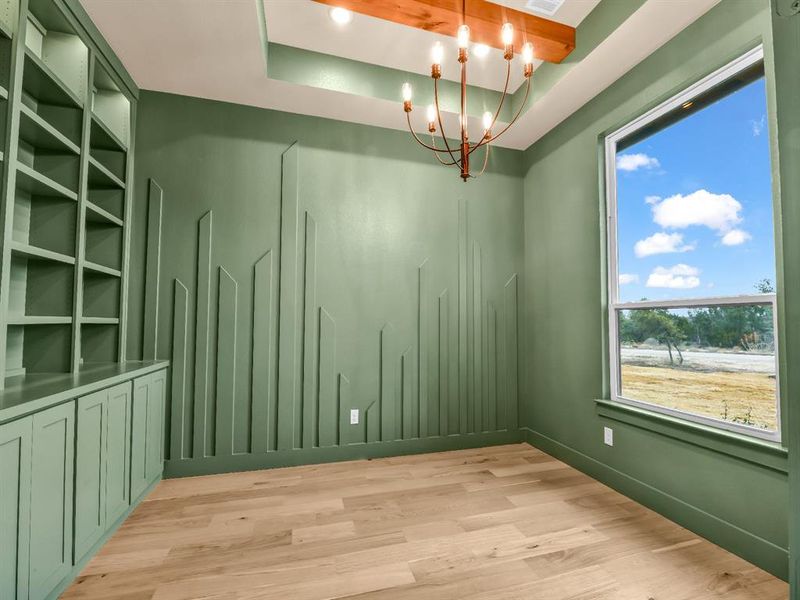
[80,0,721,151]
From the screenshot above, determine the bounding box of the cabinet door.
[74,390,107,562]
[146,370,167,482]
[0,417,32,600]
[130,374,151,500]
[29,402,75,600]
[105,382,132,525]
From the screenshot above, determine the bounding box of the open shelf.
[7,315,72,325]
[16,161,78,200]
[86,188,124,222]
[80,322,119,364]
[80,316,118,325]
[24,0,87,109]
[6,322,72,375]
[90,112,126,152]
[22,47,82,109]
[83,260,120,278]
[88,154,125,189]
[11,240,74,265]
[91,60,129,151]
[86,200,123,227]
[83,272,119,320]
[19,103,79,154]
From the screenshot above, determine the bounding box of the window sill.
[595,399,788,474]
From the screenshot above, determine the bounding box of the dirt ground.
[621,364,777,431]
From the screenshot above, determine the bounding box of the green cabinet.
[131,370,166,500]
[29,402,75,600]
[74,390,106,562]
[1,402,77,600]
[74,382,131,562]
[0,417,32,600]
[105,383,132,524]
[0,366,166,600]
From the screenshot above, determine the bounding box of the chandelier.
[401,1,534,182]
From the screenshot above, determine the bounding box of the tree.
[628,308,688,365]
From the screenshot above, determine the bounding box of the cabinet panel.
[0,417,32,600]
[29,402,75,600]
[146,370,166,481]
[74,390,107,562]
[130,374,150,500]
[131,371,166,500]
[105,382,132,525]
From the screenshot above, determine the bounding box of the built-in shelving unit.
[0,0,136,386]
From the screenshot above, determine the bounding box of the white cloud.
[634,232,695,258]
[646,264,701,289]
[617,153,660,172]
[619,273,639,285]
[751,114,766,137]
[721,229,752,246]
[645,195,661,205]
[651,189,742,232]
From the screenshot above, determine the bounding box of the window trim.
[604,45,781,443]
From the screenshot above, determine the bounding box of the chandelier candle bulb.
[501,23,514,59]
[482,111,493,138]
[457,24,470,48]
[522,42,534,77]
[431,41,444,66]
[402,82,412,112]
[426,105,437,132]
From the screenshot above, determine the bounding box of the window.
[605,47,780,441]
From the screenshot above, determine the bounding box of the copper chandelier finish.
[402,0,534,182]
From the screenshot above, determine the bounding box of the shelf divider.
[16,161,79,201]
[11,240,76,265]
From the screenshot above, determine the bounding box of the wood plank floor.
[62,443,788,599]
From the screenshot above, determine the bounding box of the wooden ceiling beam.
[312,0,575,64]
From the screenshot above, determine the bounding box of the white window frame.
[605,45,781,443]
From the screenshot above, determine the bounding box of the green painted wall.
[521,0,789,579]
[128,91,524,477]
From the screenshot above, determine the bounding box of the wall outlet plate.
[350,409,359,425]
[604,426,613,446]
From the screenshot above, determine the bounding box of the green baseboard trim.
[45,474,162,600]
[165,430,525,478]
[520,428,789,581]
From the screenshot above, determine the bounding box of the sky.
[615,77,776,303]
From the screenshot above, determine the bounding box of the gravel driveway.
[620,347,775,374]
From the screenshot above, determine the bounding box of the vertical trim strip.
[192,211,212,458]
[143,179,163,361]
[170,279,188,460]
[251,251,274,453]
[215,267,237,456]
[277,142,301,450]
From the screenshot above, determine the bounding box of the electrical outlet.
[603,426,614,446]
[350,409,359,425]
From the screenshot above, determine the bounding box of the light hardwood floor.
[62,443,787,599]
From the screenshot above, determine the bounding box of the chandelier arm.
[466,61,510,155]
[406,112,458,153]
[487,60,511,138]
[431,135,461,166]
[433,78,459,163]
[470,140,491,178]
[469,75,531,154]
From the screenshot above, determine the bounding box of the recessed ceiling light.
[329,7,353,25]
[473,43,490,58]
[682,101,694,109]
